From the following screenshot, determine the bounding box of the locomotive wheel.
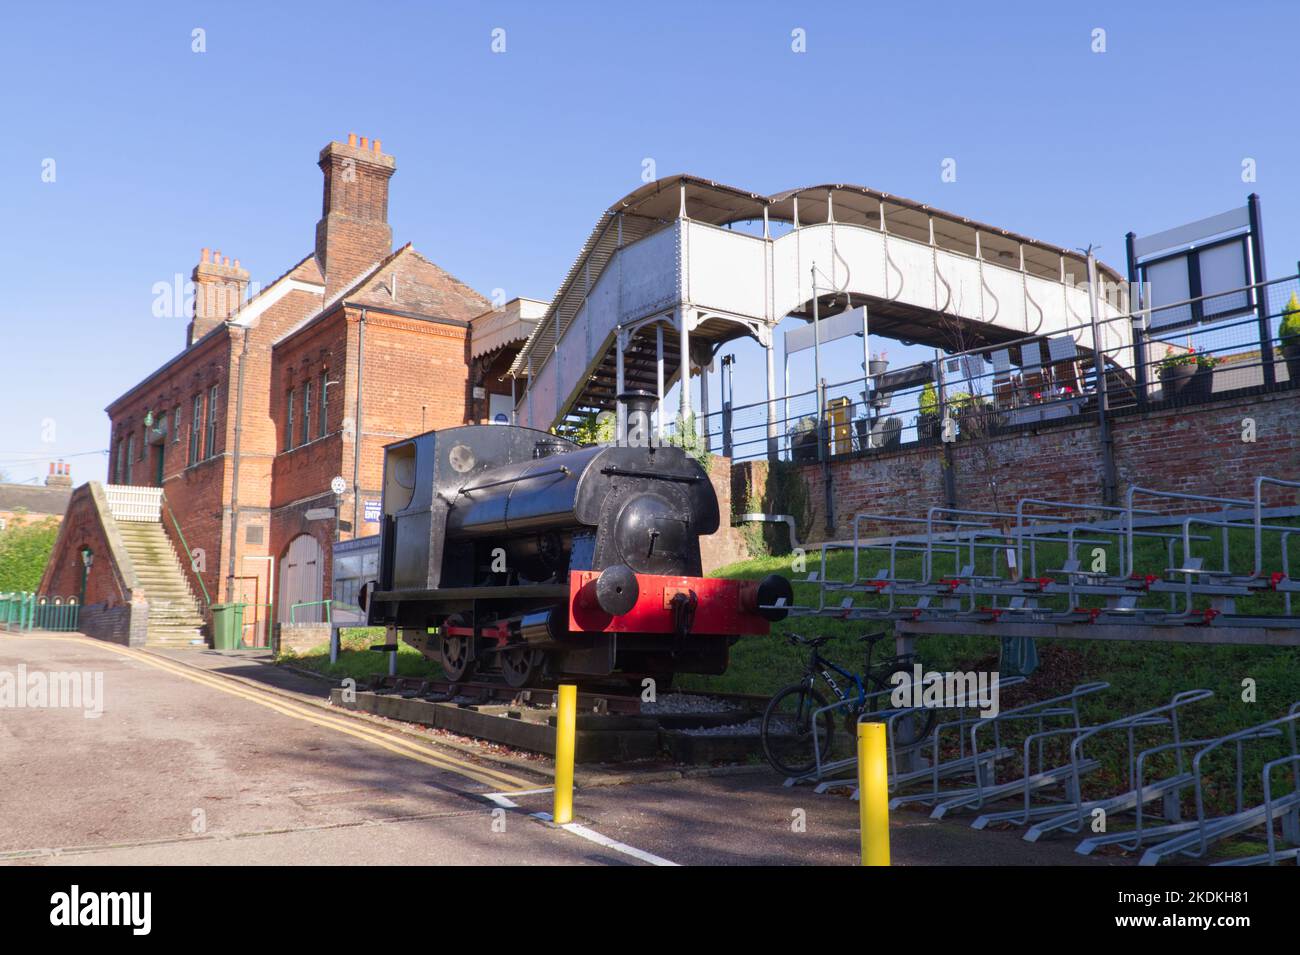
[440,632,476,683]
[499,646,543,688]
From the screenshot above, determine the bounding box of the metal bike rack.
[887,682,1109,813]
[970,689,1214,834]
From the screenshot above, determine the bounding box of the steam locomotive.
[361,393,790,687]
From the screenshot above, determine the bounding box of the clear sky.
[2,0,1296,484]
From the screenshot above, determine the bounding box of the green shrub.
[1281,293,1300,343]
[919,382,938,417]
[0,518,60,592]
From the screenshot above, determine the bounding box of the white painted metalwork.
[511,177,1130,433]
[105,485,163,522]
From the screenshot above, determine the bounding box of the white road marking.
[483,789,553,810]
[557,821,679,867]
[484,790,679,867]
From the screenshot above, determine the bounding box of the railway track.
[346,675,774,763]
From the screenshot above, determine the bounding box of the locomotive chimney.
[617,390,657,447]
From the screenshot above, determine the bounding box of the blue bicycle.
[760,631,935,778]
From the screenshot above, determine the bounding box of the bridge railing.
[684,270,1300,464]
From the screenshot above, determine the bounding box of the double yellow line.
[6,634,535,792]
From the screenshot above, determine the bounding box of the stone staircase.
[115,520,207,647]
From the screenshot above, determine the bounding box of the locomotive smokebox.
[618,390,657,448]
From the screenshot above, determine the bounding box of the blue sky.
[1,0,1296,483]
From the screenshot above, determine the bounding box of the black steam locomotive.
[362,394,790,686]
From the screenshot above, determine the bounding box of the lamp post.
[79,547,93,605]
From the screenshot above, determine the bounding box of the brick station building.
[55,135,540,644]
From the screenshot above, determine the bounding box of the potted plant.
[1157,347,1216,400]
[916,382,940,443]
[951,392,995,438]
[1280,293,1300,383]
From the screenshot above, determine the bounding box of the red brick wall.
[791,389,1300,543]
[40,486,124,606]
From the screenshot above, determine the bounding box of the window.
[285,388,295,451]
[301,379,312,446]
[206,385,219,458]
[318,372,328,438]
[139,424,146,459]
[172,406,181,443]
[114,438,124,483]
[189,394,203,465]
[125,433,135,484]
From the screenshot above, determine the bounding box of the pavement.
[0,633,1116,866]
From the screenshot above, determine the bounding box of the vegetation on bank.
[0,518,59,593]
[280,627,441,680]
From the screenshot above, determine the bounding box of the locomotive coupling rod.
[458,466,571,495]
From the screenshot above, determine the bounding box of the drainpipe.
[226,324,250,598]
[352,308,367,536]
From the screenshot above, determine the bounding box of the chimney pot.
[373,138,381,154]
[49,462,54,475]
[347,132,357,147]
[201,247,210,264]
[223,256,231,267]
[233,258,240,269]
[359,136,368,150]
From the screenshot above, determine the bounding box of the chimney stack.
[186,248,250,347]
[45,462,72,489]
[314,133,395,298]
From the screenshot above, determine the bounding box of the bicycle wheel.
[761,683,835,778]
[868,665,936,747]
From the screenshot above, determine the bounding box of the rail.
[680,270,1300,463]
[0,593,81,632]
[160,492,210,606]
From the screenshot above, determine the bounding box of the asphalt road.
[0,634,1111,866]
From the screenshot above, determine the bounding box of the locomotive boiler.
[362,393,791,687]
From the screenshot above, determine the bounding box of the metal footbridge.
[508,175,1131,439]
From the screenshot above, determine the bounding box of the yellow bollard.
[553,683,577,825]
[858,721,890,866]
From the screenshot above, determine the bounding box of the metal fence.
[0,593,81,632]
[684,271,1300,463]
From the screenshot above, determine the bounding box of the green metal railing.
[289,599,335,624]
[0,593,81,632]
[161,493,210,606]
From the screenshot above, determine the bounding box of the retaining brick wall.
[766,388,1300,544]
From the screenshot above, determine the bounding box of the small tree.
[1281,292,1300,344]
[666,412,711,467]
[0,518,60,592]
[919,382,938,418]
